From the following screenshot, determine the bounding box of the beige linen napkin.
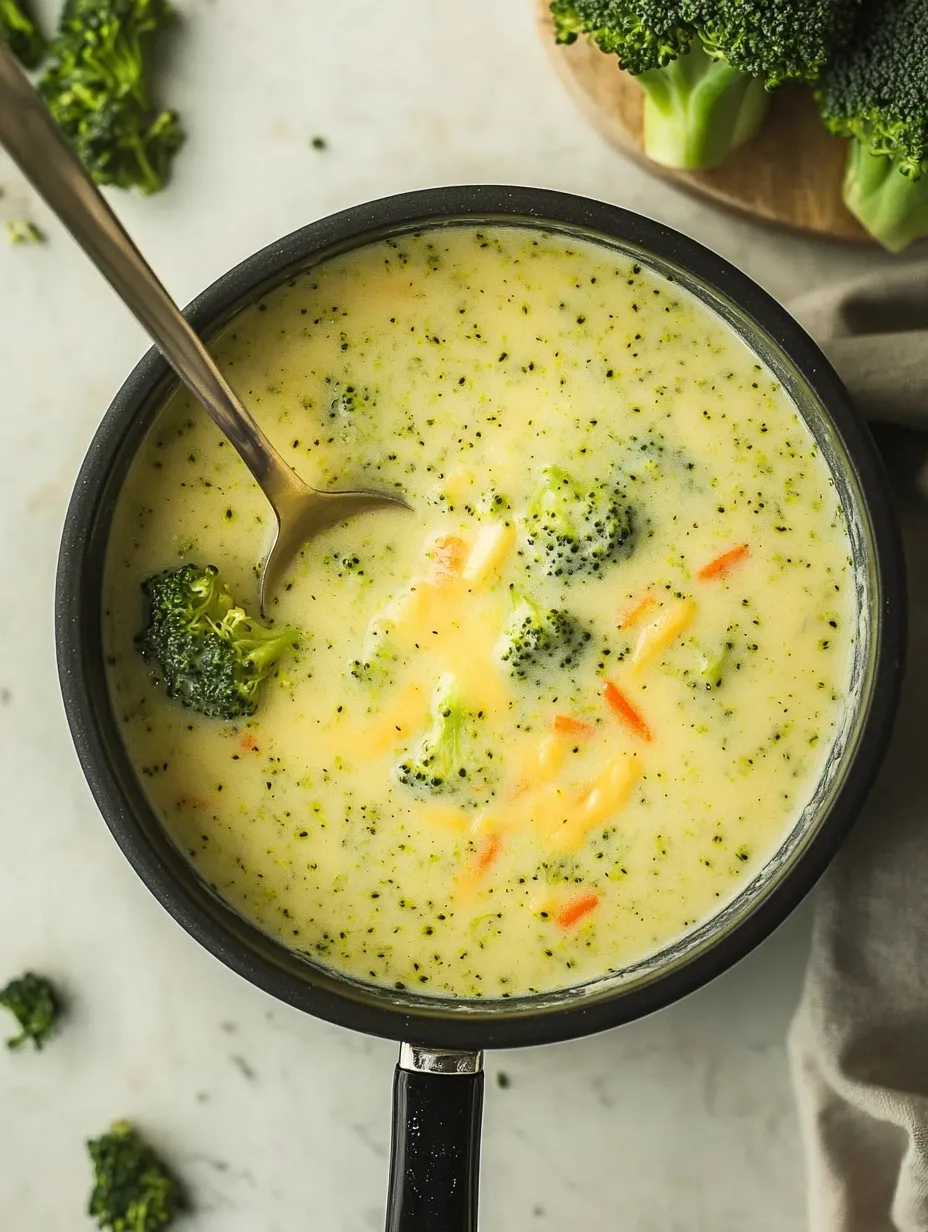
[788,265,928,1232]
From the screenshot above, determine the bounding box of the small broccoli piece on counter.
[39,0,184,194]
[397,675,492,797]
[87,1120,185,1232]
[550,0,859,171]
[4,219,45,245]
[496,593,591,683]
[523,465,635,577]
[137,564,298,720]
[0,972,62,1050]
[0,0,45,68]
[815,0,928,252]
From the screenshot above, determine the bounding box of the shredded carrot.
[427,534,468,578]
[618,593,657,631]
[603,680,653,742]
[239,732,259,752]
[453,832,500,901]
[556,891,600,929]
[456,832,502,897]
[472,832,502,876]
[553,714,595,737]
[698,544,749,581]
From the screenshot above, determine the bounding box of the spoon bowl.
[259,474,409,614]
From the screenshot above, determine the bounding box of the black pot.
[56,186,906,1231]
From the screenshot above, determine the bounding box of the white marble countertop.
[0,2,909,1229]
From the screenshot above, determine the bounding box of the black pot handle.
[385,1044,484,1232]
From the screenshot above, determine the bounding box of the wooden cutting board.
[536,0,865,240]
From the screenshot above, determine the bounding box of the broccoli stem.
[636,41,770,171]
[843,140,928,254]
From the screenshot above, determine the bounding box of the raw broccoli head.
[550,0,693,74]
[552,0,857,83]
[0,972,61,1050]
[497,594,591,683]
[136,564,298,721]
[693,0,860,88]
[396,675,493,798]
[522,465,635,578]
[87,1120,185,1232]
[39,0,184,194]
[0,0,45,67]
[815,0,928,251]
[549,1,858,170]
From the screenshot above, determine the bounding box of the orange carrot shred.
[468,832,502,879]
[618,593,656,631]
[428,534,468,578]
[553,714,595,737]
[603,680,653,742]
[239,732,259,752]
[556,891,600,929]
[697,544,749,581]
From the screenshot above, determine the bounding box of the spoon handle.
[0,44,292,492]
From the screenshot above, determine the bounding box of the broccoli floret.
[496,594,591,682]
[551,1,858,170]
[0,0,45,67]
[4,219,44,245]
[694,0,858,86]
[522,465,635,577]
[0,972,62,1050]
[552,0,693,73]
[87,1121,185,1232]
[137,564,298,720]
[396,675,492,797]
[39,0,184,194]
[815,0,928,252]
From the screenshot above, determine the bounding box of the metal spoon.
[0,44,407,614]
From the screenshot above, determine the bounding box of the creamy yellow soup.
[105,225,854,999]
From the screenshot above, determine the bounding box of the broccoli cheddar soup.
[105,225,855,999]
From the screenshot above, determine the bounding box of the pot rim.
[55,185,906,1050]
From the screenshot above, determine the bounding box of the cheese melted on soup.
[105,226,854,998]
